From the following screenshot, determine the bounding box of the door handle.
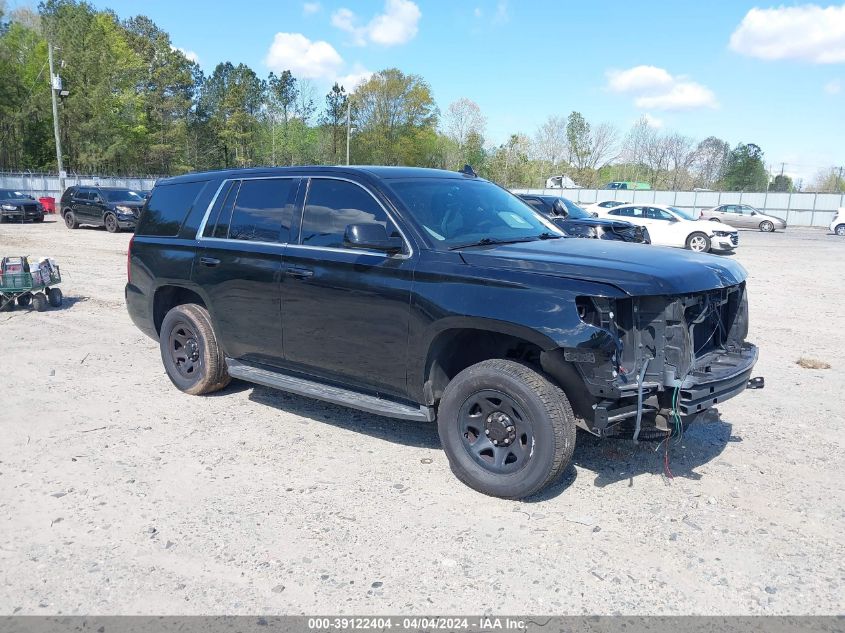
[285,267,314,279]
[199,256,221,267]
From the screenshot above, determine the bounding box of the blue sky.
[13,0,845,182]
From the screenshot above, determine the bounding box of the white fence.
[0,172,161,201]
[512,188,845,228]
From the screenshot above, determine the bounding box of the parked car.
[0,189,45,223]
[597,203,738,253]
[831,208,845,236]
[582,200,625,214]
[544,174,580,189]
[604,181,650,190]
[699,204,786,232]
[126,166,759,499]
[60,186,146,232]
[517,194,649,243]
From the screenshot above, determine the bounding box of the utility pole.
[48,42,65,194]
[345,98,351,166]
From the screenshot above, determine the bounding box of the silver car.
[699,204,787,232]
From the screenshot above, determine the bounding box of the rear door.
[192,177,301,368]
[279,177,416,399]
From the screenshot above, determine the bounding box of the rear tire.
[759,220,774,232]
[834,224,845,237]
[160,303,230,395]
[437,359,576,499]
[686,232,711,253]
[32,292,48,312]
[64,211,79,229]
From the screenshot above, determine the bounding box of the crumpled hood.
[459,238,747,296]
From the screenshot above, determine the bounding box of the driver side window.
[646,207,672,221]
[300,179,398,249]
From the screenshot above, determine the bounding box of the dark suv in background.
[517,194,649,243]
[126,166,759,499]
[0,189,45,223]
[60,186,146,232]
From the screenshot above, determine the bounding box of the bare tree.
[443,98,486,148]
[691,136,730,189]
[665,133,696,189]
[532,115,567,167]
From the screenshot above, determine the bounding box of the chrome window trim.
[298,175,413,260]
[195,176,298,243]
[195,174,413,259]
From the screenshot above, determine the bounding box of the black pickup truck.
[126,166,759,499]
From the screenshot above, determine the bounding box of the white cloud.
[635,82,718,111]
[729,5,845,64]
[643,113,664,129]
[172,46,199,64]
[824,78,842,93]
[606,64,718,111]
[492,0,509,24]
[473,7,482,18]
[303,2,321,15]
[606,65,673,92]
[337,68,374,91]
[331,0,421,47]
[264,33,344,80]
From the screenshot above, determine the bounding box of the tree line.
[1,0,842,193]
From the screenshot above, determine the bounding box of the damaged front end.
[546,283,758,438]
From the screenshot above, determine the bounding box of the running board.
[226,359,435,422]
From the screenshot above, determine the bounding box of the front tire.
[64,211,79,229]
[104,213,119,233]
[759,220,774,232]
[47,287,63,307]
[437,359,576,499]
[160,303,230,395]
[686,232,711,253]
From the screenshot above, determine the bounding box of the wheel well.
[153,286,205,334]
[424,329,543,405]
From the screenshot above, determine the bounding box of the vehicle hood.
[111,200,144,207]
[458,238,747,296]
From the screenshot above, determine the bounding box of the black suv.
[517,194,649,243]
[126,167,759,499]
[60,186,146,232]
[0,189,45,223]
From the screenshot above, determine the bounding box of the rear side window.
[300,179,396,249]
[229,179,298,242]
[137,180,208,237]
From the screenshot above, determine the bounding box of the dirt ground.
[1,218,843,616]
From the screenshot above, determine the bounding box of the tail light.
[127,234,134,283]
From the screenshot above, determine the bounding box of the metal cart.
[0,266,63,311]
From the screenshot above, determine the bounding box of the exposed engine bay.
[548,283,759,438]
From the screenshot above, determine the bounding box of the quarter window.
[300,179,397,249]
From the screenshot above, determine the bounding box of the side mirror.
[343,223,403,254]
[552,200,568,217]
[94,196,103,203]
[750,210,757,215]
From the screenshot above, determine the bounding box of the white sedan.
[831,208,845,236]
[595,203,738,253]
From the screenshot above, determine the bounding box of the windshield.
[103,189,145,202]
[558,198,592,219]
[389,178,563,248]
[670,206,698,221]
[0,190,31,200]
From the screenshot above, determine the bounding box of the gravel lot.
[1,218,843,616]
